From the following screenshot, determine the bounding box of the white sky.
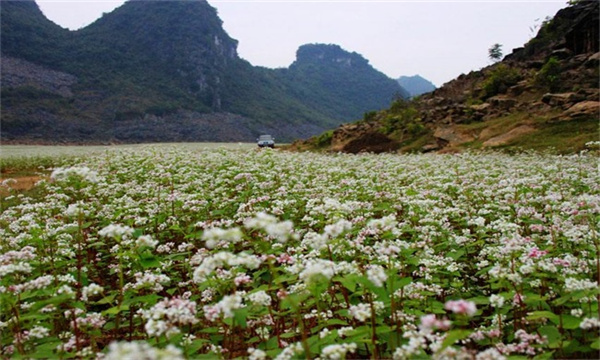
[36,0,566,86]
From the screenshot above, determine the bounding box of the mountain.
[294,0,598,154]
[0,0,407,143]
[397,75,436,97]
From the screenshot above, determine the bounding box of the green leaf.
[335,275,357,292]
[200,327,220,334]
[95,293,117,305]
[590,338,600,350]
[441,329,472,350]
[139,254,161,268]
[538,325,561,348]
[561,315,581,329]
[447,250,465,260]
[552,294,573,306]
[375,325,393,334]
[234,307,248,328]
[526,311,559,323]
[103,304,129,315]
[533,351,555,360]
[326,318,348,326]
[393,276,412,291]
[123,294,161,306]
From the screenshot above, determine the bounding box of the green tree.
[488,43,503,62]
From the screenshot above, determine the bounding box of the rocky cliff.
[295,0,598,154]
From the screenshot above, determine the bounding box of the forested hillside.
[1,0,407,143]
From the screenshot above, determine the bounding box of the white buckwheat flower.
[104,341,183,360]
[81,283,104,302]
[136,235,158,249]
[321,343,358,360]
[367,265,387,287]
[489,294,505,308]
[247,291,272,307]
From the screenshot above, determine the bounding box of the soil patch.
[341,132,399,154]
[0,175,43,194]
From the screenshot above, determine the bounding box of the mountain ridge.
[397,75,436,98]
[1,0,408,143]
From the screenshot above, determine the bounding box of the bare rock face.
[482,125,536,147]
[557,101,599,121]
[541,93,581,109]
[433,126,475,145]
[487,96,517,111]
[1,56,77,97]
[341,132,399,154]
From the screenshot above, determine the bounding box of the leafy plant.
[481,64,521,99]
[488,43,503,62]
[535,57,562,92]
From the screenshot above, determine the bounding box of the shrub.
[481,64,521,99]
[535,57,562,92]
[314,130,333,148]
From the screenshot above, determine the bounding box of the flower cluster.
[1,146,598,359]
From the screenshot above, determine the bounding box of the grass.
[498,117,599,153]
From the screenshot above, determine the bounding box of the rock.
[550,48,573,59]
[508,80,533,96]
[482,125,536,147]
[541,93,579,108]
[1,56,78,97]
[470,103,490,112]
[576,88,600,102]
[340,132,399,154]
[433,126,475,145]
[585,52,600,68]
[488,96,517,111]
[558,101,599,120]
[422,143,440,152]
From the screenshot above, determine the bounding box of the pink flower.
[276,289,288,299]
[513,293,525,306]
[444,299,477,317]
[234,274,252,286]
[419,314,451,331]
[528,247,548,258]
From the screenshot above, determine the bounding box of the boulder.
[541,93,579,108]
[433,126,475,145]
[470,103,490,112]
[422,143,441,152]
[550,48,573,60]
[558,101,599,120]
[585,52,600,68]
[482,125,536,147]
[340,132,399,154]
[488,96,517,111]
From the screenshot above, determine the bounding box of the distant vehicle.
[257,135,275,148]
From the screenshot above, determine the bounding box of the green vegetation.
[313,130,334,148]
[1,148,598,358]
[380,99,427,141]
[481,64,521,99]
[1,3,404,143]
[535,57,562,92]
[487,43,503,62]
[500,117,598,153]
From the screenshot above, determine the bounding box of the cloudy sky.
[36,0,566,86]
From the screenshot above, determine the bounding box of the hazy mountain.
[1,0,407,143]
[295,1,598,154]
[397,75,436,97]
[281,44,410,120]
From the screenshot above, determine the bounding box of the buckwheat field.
[1,146,599,359]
